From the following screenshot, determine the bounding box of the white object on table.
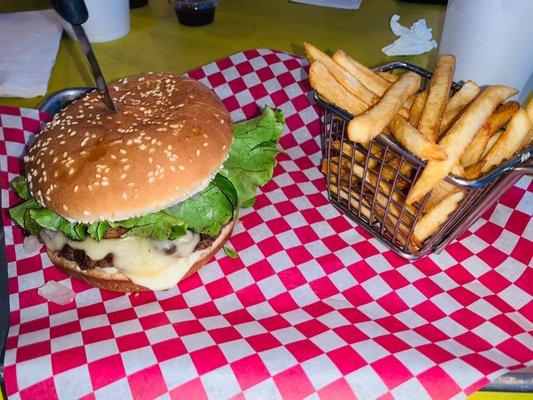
[59,0,130,43]
[439,0,533,103]
[0,10,62,98]
[290,0,363,10]
[38,281,75,305]
[382,14,437,56]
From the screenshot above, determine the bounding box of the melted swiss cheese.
[40,230,209,290]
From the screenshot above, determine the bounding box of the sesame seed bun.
[25,73,232,223]
[46,221,234,292]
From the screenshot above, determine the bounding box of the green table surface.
[0,0,446,109]
[0,1,531,399]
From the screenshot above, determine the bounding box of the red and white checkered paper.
[1,49,532,400]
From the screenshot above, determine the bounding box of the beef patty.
[58,233,217,271]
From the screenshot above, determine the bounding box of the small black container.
[173,0,218,26]
[130,0,149,9]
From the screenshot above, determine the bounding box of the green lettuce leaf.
[173,174,237,236]
[10,199,87,241]
[223,247,238,259]
[10,176,30,200]
[60,221,87,241]
[88,221,110,242]
[9,198,41,228]
[121,210,187,241]
[8,107,284,240]
[220,107,284,208]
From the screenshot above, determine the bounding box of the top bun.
[25,73,232,223]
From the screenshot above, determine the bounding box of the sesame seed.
[203,142,208,147]
[122,192,128,199]
[148,177,155,183]
[69,168,75,175]
[196,149,200,157]
[178,165,185,171]
[63,205,68,211]
[74,185,79,192]
[101,181,109,186]
[83,210,90,216]
[124,165,130,170]
[120,174,127,179]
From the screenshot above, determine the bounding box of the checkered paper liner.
[1,49,532,400]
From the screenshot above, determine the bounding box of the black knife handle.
[51,0,89,25]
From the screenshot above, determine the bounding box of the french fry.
[409,90,428,128]
[527,97,533,124]
[332,50,391,96]
[477,108,532,174]
[388,115,447,161]
[348,72,421,143]
[303,42,380,106]
[324,156,418,217]
[406,85,518,205]
[378,71,399,83]
[418,54,456,142]
[309,61,368,116]
[404,94,416,110]
[439,80,480,133]
[330,140,382,170]
[482,131,503,158]
[460,101,520,168]
[451,163,465,177]
[523,97,533,149]
[380,157,413,188]
[424,181,460,212]
[326,165,414,244]
[413,191,465,245]
[332,50,413,118]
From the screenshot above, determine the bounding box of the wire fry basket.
[317,61,533,259]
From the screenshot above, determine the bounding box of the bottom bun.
[46,221,235,293]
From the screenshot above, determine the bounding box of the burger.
[9,73,283,292]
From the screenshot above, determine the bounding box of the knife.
[51,0,117,113]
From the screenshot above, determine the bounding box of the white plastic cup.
[439,0,533,103]
[60,0,131,43]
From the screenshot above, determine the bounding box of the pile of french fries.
[305,42,533,251]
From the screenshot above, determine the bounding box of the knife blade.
[71,25,117,112]
[51,0,116,113]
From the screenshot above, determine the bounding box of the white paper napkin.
[290,0,363,10]
[0,10,63,98]
[382,14,437,56]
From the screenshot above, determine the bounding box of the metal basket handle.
[449,146,533,189]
